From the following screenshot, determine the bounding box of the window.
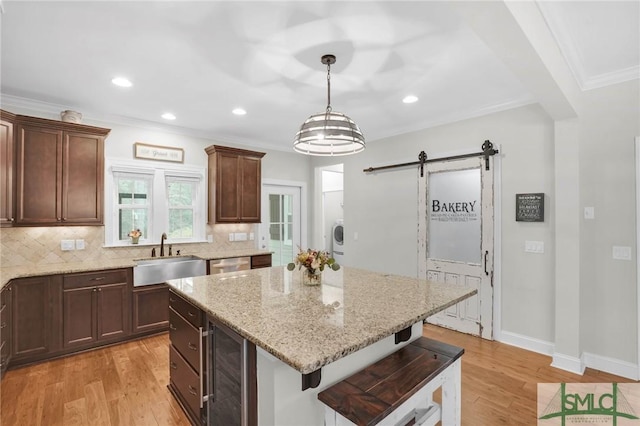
[115,173,152,240]
[166,176,198,240]
[105,161,205,246]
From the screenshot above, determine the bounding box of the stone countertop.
[166,266,477,375]
[0,249,271,289]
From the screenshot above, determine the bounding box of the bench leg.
[440,358,461,426]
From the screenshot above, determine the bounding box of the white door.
[259,185,301,266]
[418,156,494,339]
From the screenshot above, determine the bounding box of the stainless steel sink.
[133,255,206,287]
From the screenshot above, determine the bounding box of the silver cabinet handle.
[188,311,196,317]
[188,342,197,351]
[188,385,197,396]
[170,361,177,370]
[169,324,177,331]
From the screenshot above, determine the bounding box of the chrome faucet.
[160,232,168,256]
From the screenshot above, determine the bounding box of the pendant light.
[293,54,365,156]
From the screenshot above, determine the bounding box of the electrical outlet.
[228,233,235,242]
[61,240,75,251]
[207,234,214,243]
[249,233,254,241]
[353,232,358,241]
[75,239,85,250]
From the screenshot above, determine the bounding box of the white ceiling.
[1,1,638,152]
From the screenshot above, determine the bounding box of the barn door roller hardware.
[363,140,499,176]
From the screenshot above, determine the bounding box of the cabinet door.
[63,286,97,348]
[132,284,169,334]
[62,131,104,224]
[96,283,129,340]
[12,276,51,359]
[1,285,12,377]
[15,125,62,224]
[239,155,261,222]
[216,152,240,222]
[0,114,15,226]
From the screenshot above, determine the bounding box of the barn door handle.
[484,251,489,276]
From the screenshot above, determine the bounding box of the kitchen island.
[166,266,476,425]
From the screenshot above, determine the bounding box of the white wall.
[579,79,639,364]
[313,104,557,344]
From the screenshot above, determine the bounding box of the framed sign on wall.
[516,193,544,222]
[134,142,184,163]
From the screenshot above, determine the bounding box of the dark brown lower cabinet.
[10,275,57,362]
[62,269,130,349]
[132,284,169,335]
[167,288,257,425]
[0,284,12,378]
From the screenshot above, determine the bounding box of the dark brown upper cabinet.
[0,110,16,227]
[14,115,110,226]
[205,145,265,223]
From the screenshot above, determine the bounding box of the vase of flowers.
[128,229,142,244]
[287,248,340,286]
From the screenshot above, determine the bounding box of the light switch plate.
[249,233,255,241]
[234,232,248,241]
[613,246,632,260]
[525,240,544,253]
[75,239,85,250]
[61,240,75,251]
[584,207,595,219]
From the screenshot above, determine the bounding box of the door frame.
[636,136,640,379]
[260,178,308,254]
[417,146,502,340]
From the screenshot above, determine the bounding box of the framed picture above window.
[134,142,184,163]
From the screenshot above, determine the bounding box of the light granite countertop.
[166,266,477,375]
[0,249,271,289]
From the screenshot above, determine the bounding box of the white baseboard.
[551,352,586,375]
[499,330,554,356]
[583,352,639,381]
[499,330,639,380]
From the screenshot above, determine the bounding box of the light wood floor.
[1,326,636,425]
[423,324,637,425]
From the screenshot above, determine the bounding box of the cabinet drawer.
[64,269,128,290]
[169,291,202,328]
[170,345,201,418]
[251,254,272,269]
[169,308,201,373]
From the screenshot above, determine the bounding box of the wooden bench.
[318,337,464,426]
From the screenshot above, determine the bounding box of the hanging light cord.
[326,61,332,113]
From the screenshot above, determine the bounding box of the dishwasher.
[209,257,251,274]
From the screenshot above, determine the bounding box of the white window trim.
[104,158,206,247]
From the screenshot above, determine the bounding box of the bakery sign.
[430,199,480,222]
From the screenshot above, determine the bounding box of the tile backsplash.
[0,224,257,268]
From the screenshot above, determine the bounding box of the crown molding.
[0,93,293,154]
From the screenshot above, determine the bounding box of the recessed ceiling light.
[111,77,132,87]
[232,108,247,116]
[402,95,419,104]
[161,112,176,120]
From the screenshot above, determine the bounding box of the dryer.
[332,219,344,264]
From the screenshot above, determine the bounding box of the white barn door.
[418,156,494,339]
